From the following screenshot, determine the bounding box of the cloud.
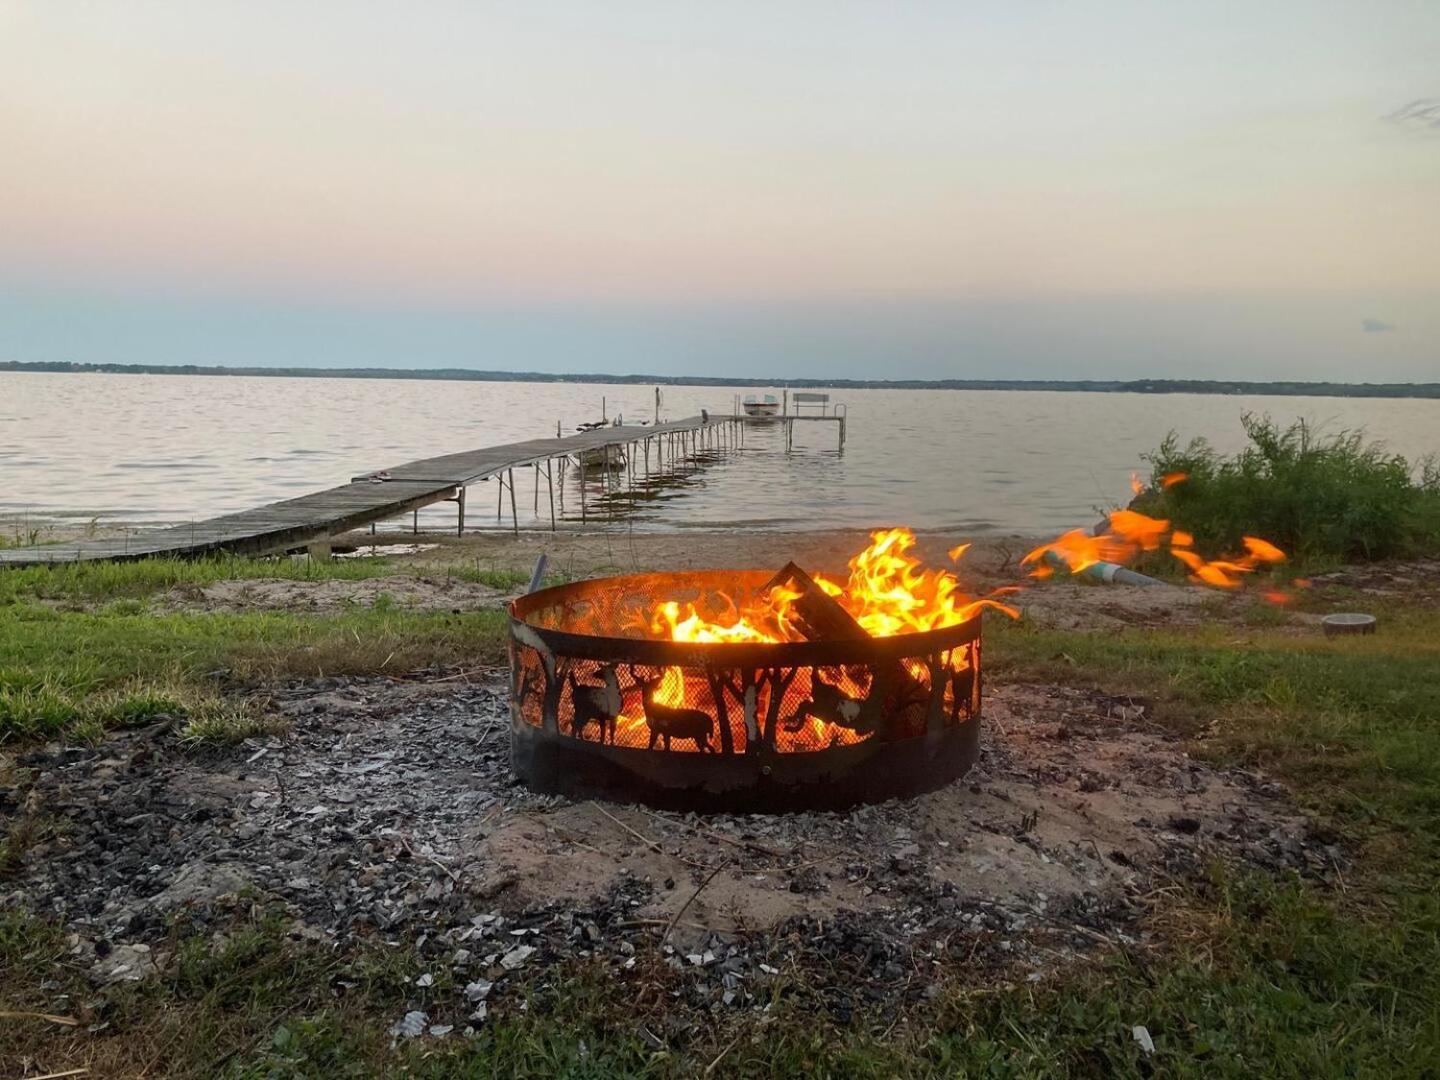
[1362,318,1396,333]
[1385,99,1440,134]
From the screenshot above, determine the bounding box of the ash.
[3,671,1340,1021]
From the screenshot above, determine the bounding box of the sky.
[1,1,1437,381]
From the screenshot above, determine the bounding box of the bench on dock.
[791,392,831,415]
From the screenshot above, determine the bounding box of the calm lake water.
[3,372,1437,536]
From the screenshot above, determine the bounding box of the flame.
[1022,528,1134,575]
[1129,471,1145,496]
[808,527,1019,635]
[649,598,773,643]
[647,528,1016,647]
[1160,471,1189,488]
[1026,507,1287,591]
[1109,509,1169,552]
[1242,536,1286,564]
[623,528,1012,751]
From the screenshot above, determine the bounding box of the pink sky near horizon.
[1,2,1437,379]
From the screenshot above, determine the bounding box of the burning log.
[762,561,931,733]
[762,561,874,643]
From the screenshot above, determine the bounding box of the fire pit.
[508,531,1003,811]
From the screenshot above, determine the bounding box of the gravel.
[2,669,1343,1020]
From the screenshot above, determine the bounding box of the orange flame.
[1026,507,1287,591]
[809,527,1019,635]
[1160,471,1189,489]
[646,528,1016,647]
[627,530,1011,753]
[1022,526,1139,574]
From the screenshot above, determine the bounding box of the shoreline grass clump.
[1137,415,1440,564]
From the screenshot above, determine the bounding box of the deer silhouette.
[629,667,714,752]
[783,670,877,735]
[567,665,622,743]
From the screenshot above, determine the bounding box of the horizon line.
[3,360,1439,400]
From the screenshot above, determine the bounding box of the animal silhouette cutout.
[630,669,714,751]
[567,665,622,743]
[783,670,878,735]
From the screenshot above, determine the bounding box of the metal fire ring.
[507,570,984,812]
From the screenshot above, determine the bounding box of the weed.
[1139,414,1440,562]
[179,701,288,746]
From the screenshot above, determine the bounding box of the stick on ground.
[662,862,729,944]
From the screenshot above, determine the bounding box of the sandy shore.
[372,525,1031,580]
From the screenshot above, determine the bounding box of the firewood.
[761,561,871,641]
[761,562,927,712]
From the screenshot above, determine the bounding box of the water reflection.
[2,372,1437,535]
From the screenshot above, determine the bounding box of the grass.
[987,612,1440,859]
[0,556,520,744]
[1136,414,1440,563]
[178,701,290,746]
[3,557,1440,1074]
[0,604,509,744]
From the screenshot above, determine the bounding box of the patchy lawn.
[2,557,1439,1076]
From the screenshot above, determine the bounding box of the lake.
[2,372,1437,536]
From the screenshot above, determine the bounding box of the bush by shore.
[1137,415,1440,564]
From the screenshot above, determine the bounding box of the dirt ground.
[5,670,1328,1003]
[158,574,522,615]
[2,526,1359,1018]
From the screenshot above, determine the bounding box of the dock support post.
[457,485,467,536]
[534,464,540,515]
[580,458,587,521]
[413,509,419,535]
[508,468,518,535]
[546,459,556,531]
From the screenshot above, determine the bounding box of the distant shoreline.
[4,360,1439,399]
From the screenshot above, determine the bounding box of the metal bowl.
[1321,612,1377,637]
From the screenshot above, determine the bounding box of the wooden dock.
[0,415,741,567]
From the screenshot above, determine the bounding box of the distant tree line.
[3,360,1438,399]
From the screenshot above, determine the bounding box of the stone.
[92,943,158,985]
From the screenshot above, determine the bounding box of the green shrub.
[1139,415,1440,562]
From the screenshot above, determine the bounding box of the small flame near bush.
[1023,474,1290,591]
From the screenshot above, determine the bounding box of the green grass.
[0,605,509,744]
[178,701,291,746]
[0,555,523,743]
[1136,414,1440,563]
